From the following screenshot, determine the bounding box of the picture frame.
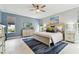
[50,16,59,24]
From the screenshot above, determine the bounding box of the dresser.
[64,23,76,43]
[65,31,75,43]
[22,29,34,37]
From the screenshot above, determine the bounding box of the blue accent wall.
[0,12,40,37]
[0,12,2,23]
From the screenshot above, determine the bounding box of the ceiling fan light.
[36,9,40,12]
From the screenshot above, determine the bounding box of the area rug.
[23,38,68,54]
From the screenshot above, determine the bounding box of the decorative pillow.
[46,26,57,32]
[56,24,64,32]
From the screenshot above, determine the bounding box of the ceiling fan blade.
[32,4,40,9]
[41,5,46,8]
[40,10,46,12]
[32,4,37,8]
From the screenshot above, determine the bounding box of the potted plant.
[26,23,34,29]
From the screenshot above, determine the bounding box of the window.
[7,16,16,33]
[7,24,15,33]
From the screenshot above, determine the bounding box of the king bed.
[33,32,63,47]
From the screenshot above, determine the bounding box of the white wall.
[58,8,78,24]
[41,7,79,24]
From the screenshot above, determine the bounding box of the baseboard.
[7,36,21,40]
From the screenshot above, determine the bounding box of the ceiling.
[0,4,79,19]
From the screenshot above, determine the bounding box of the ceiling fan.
[30,4,46,13]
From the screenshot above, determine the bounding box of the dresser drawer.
[22,29,34,37]
[65,32,75,42]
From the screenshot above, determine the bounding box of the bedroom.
[0,4,79,54]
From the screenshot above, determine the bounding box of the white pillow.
[56,25,63,31]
